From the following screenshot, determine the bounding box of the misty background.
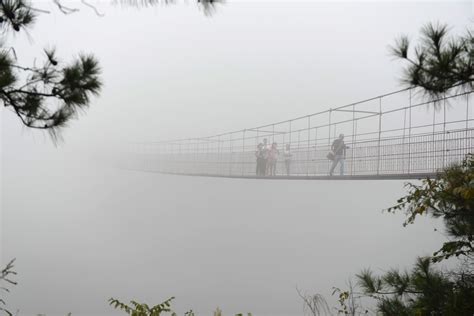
[1,1,471,315]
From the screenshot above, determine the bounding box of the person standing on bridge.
[262,138,269,175]
[267,142,280,176]
[329,134,348,176]
[255,143,265,176]
[284,144,292,176]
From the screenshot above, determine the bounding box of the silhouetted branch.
[81,0,105,17]
[296,286,331,316]
[53,0,80,14]
[0,259,17,316]
[113,0,224,16]
[391,22,473,101]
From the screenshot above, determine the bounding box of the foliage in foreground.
[296,287,331,316]
[109,297,252,316]
[357,257,474,316]
[297,284,370,316]
[391,22,473,100]
[109,297,178,316]
[0,0,222,140]
[354,154,474,315]
[387,154,474,262]
[0,259,17,316]
[0,0,102,140]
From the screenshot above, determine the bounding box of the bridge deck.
[122,168,436,180]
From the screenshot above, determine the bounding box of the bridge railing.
[129,87,473,178]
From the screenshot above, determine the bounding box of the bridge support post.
[195,140,198,175]
[218,135,221,175]
[242,129,246,176]
[328,109,332,175]
[467,94,470,130]
[288,120,292,176]
[229,132,233,176]
[307,116,310,176]
[351,104,355,176]
[186,138,190,174]
[272,124,275,143]
[408,90,412,174]
[377,97,382,175]
[443,95,446,168]
[467,95,470,158]
[314,126,318,175]
[289,120,292,148]
[206,137,210,175]
[432,102,436,172]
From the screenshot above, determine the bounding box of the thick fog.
[1,1,471,315]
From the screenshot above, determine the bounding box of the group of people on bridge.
[254,134,348,177]
[255,138,291,176]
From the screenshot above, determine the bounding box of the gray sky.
[1,1,472,315]
[2,1,471,148]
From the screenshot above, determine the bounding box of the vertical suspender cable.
[242,130,246,176]
[351,104,356,176]
[443,94,447,168]
[229,133,233,175]
[328,110,332,174]
[467,95,470,157]
[307,116,310,176]
[314,126,318,175]
[408,89,412,174]
[377,97,382,175]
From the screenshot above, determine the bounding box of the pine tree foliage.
[0,0,102,140]
[387,154,474,262]
[391,22,473,100]
[359,154,474,315]
[1,0,223,140]
[0,259,17,316]
[115,0,224,12]
[114,0,224,16]
[357,257,474,315]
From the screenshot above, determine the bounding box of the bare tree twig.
[81,0,105,17]
[296,286,332,316]
[53,0,80,14]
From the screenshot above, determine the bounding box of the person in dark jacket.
[261,138,269,175]
[329,134,348,176]
[255,143,265,176]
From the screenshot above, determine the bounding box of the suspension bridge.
[126,87,473,180]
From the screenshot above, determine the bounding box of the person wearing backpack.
[329,134,349,176]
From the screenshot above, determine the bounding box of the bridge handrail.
[134,86,472,146]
